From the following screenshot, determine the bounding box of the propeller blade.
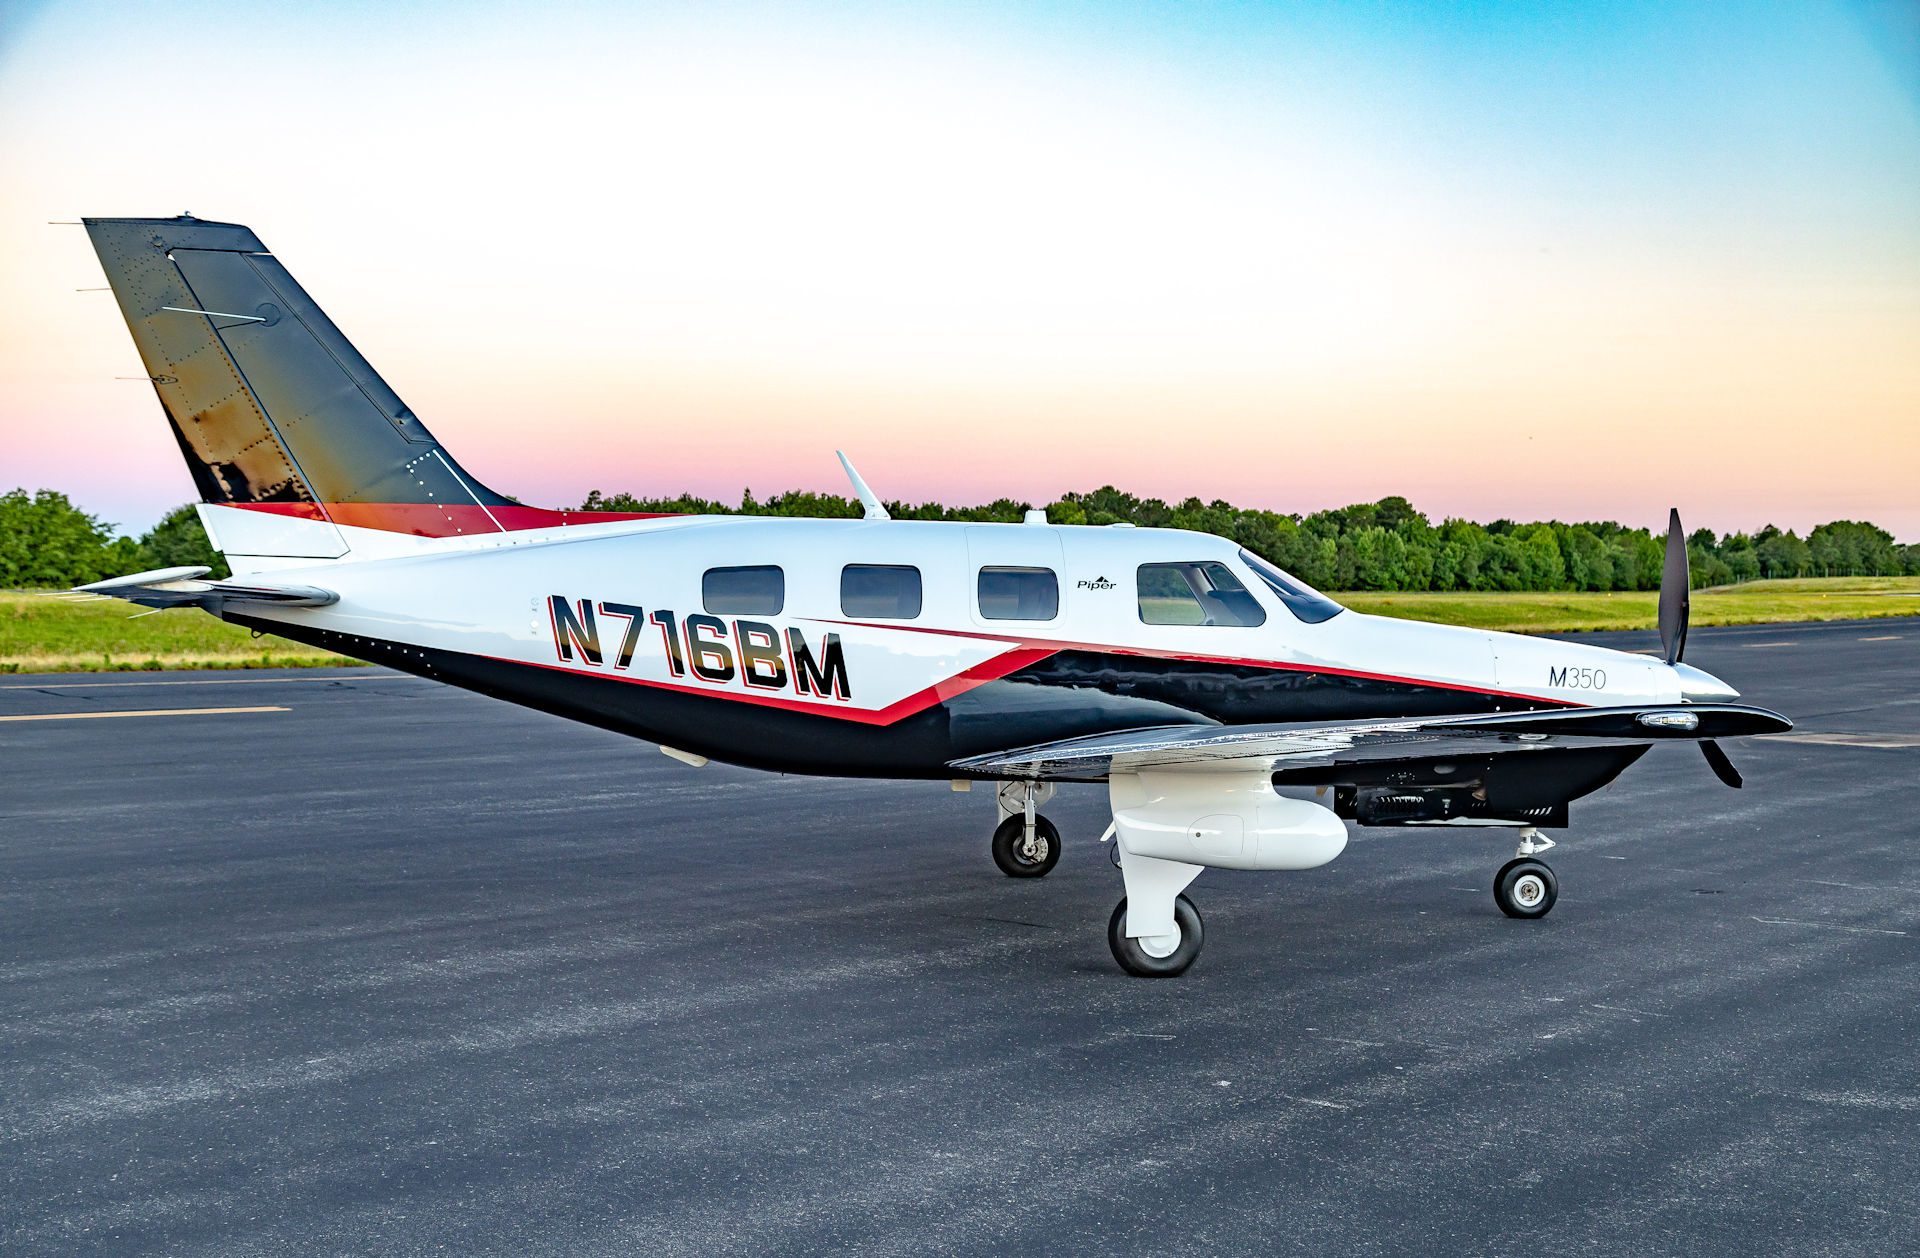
[1700,738,1743,788]
[1659,507,1690,665]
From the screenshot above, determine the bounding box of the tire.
[1494,857,1558,919]
[1107,893,1204,977]
[992,814,1062,878]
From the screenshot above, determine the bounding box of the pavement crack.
[1276,1093,1351,1111]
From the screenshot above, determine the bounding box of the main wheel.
[992,814,1062,878]
[1494,857,1558,919]
[1107,893,1204,977]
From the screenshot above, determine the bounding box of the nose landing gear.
[1494,828,1558,919]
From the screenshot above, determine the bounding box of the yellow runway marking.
[0,705,289,723]
[0,674,390,690]
[1759,732,1920,749]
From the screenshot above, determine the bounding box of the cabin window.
[841,564,922,619]
[977,566,1059,621]
[1137,562,1267,627]
[702,565,785,616]
[1238,548,1345,624]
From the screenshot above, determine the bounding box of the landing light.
[1639,711,1700,731]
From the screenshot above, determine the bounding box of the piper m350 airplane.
[72,214,1790,976]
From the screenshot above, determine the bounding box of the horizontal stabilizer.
[73,567,337,611]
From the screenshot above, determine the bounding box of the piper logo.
[1076,576,1116,591]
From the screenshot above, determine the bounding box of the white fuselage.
[209,509,1682,776]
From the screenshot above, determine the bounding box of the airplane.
[69,214,1791,976]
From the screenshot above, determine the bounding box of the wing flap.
[952,704,1793,781]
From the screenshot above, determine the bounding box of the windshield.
[1238,549,1345,624]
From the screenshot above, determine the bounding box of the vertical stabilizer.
[85,215,655,563]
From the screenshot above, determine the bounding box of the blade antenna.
[836,450,891,521]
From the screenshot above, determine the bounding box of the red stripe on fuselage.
[483,623,1579,726]
[227,501,331,521]
[487,645,1059,726]
[227,501,672,537]
[806,618,1582,710]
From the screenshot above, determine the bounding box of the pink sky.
[4,2,1916,540]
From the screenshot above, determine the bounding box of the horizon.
[4,1,1916,541]
[20,479,1913,548]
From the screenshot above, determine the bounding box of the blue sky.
[3,1,1915,535]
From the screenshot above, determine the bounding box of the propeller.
[1659,507,1740,788]
[1658,507,1689,666]
[1699,739,1744,788]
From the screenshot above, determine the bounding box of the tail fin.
[84,215,650,562]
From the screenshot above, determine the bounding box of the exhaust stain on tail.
[82,214,663,547]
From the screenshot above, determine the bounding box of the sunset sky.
[2,1,1916,539]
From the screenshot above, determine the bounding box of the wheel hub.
[1138,927,1181,958]
[1514,874,1545,906]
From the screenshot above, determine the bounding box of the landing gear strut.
[1494,827,1558,919]
[992,781,1060,878]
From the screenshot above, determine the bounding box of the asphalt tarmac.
[4,618,1917,1256]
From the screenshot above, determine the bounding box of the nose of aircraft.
[1672,661,1739,702]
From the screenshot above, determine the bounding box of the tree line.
[581,486,1920,592]
[0,491,225,587]
[4,483,1914,593]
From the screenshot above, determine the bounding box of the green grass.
[1342,576,1920,633]
[0,591,355,673]
[4,576,1915,672]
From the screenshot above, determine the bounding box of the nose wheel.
[1493,826,1558,919]
[1494,857,1557,918]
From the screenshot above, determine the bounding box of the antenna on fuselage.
[836,450,891,521]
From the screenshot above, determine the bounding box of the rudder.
[84,215,652,558]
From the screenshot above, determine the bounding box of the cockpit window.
[1238,549,1345,624]
[1137,562,1267,627]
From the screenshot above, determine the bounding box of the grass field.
[4,577,1916,672]
[0,591,354,673]
[1340,576,1920,633]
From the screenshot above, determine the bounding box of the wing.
[950,703,1792,781]
[71,566,337,609]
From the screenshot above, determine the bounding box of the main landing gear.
[1494,827,1558,919]
[991,781,1060,878]
[1107,893,1205,977]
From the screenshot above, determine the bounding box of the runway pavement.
[3,618,1917,1256]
